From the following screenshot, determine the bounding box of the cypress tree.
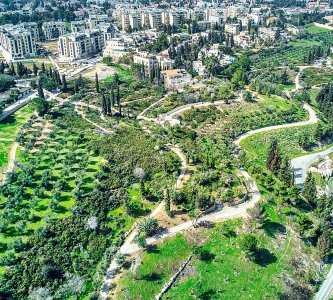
[303,172,317,207]
[37,80,45,99]
[41,62,46,73]
[111,85,115,106]
[33,63,38,76]
[95,73,100,93]
[106,96,111,115]
[317,229,331,261]
[266,139,282,175]
[101,93,107,115]
[279,158,294,187]
[62,74,67,92]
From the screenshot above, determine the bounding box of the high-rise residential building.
[42,21,67,41]
[141,11,150,28]
[58,30,104,61]
[149,12,162,29]
[129,14,140,30]
[0,25,37,61]
[169,12,181,26]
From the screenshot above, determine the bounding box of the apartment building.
[0,25,37,61]
[88,14,109,29]
[133,51,174,74]
[71,20,90,34]
[225,23,241,35]
[149,12,162,29]
[103,38,130,61]
[208,15,223,26]
[58,30,104,61]
[21,22,40,42]
[42,21,66,41]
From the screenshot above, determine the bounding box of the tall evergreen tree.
[317,229,331,261]
[266,139,282,175]
[41,62,46,73]
[111,86,115,107]
[302,172,317,207]
[279,158,294,187]
[37,80,45,99]
[101,93,107,115]
[62,74,67,92]
[32,63,38,76]
[95,73,100,93]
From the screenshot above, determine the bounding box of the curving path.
[234,103,318,147]
[291,147,333,186]
[100,73,321,299]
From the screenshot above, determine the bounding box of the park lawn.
[0,106,32,140]
[104,64,133,82]
[115,234,192,299]
[0,106,33,169]
[116,218,301,300]
[257,94,295,111]
[240,125,316,166]
[277,83,296,91]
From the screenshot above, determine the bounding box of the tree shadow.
[197,289,217,300]
[140,272,163,281]
[254,248,277,266]
[0,242,8,253]
[295,198,312,212]
[262,221,286,238]
[146,244,160,254]
[53,205,68,214]
[0,115,16,124]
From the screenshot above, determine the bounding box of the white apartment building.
[169,12,181,26]
[121,13,141,30]
[149,12,162,29]
[141,11,150,28]
[133,51,174,74]
[208,15,223,26]
[103,38,130,61]
[129,14,140,30]
[42,21,66,41]
[58,30,104,61]
[71,20,89,34]
[89,14,109,29]
[0,26,37,61]
[21,22,40,42]
[225,23,241,35]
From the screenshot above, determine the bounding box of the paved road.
[291,147,333,186]
[315,266,333,300]
[0,91,37,122]
[235,104,318,147]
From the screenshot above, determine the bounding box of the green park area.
[251,25,333,68]
[0,106,32,170]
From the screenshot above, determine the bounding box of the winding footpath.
[235,103,318,147]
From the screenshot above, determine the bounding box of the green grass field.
[115,218,301,300]
[103,64,133,82]
[305,25,331,34]
[240,125,315,166]
[0,106,32,169]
